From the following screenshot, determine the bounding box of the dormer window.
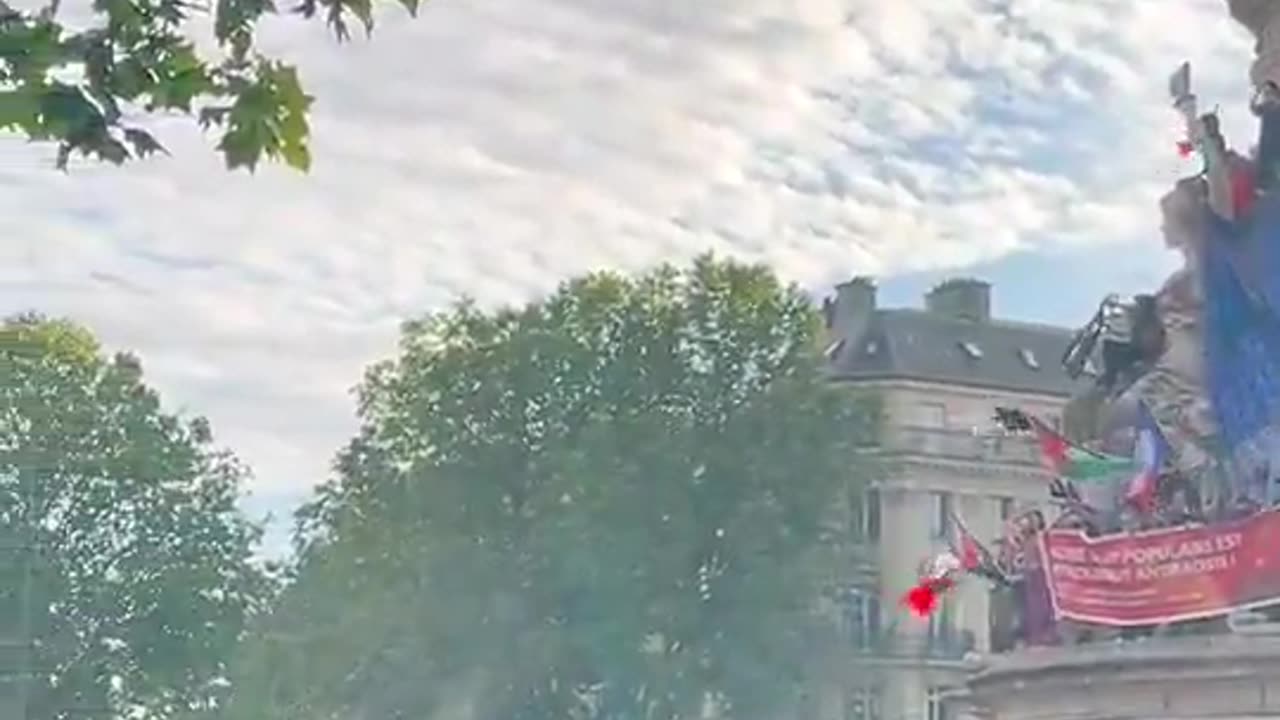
[1018,348,1040,369]
[959,341,983,359]
[865,341,878,355]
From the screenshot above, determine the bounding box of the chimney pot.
[826,276,877,341]
[926,278,991,322]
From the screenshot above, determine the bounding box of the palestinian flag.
[903,514,1009,618]
[1030,418,1131,481]
[946,511,984,571]
[948,510,1008,585]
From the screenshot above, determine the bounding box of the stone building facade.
[819,277,1085,720]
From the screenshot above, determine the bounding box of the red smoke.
[900,577,953,618]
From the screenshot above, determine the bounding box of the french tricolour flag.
[1125,402,1170,513]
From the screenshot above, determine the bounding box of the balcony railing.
[852,629,976,662]
[879,426,1039,466]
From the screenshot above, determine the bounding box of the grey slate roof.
[827,308,1087,397]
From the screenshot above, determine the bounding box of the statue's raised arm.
[1170,62,1249,219]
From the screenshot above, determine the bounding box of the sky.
[0,0,1261,555]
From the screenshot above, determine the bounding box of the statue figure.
[1058,59,1273,520]
[1119,178,1234,516]
[1060,176,1231,520]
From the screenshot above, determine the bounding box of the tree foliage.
[0,0,419,171]
[222,255,880,719]
[0,314,273,719]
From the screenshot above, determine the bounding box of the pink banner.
[1040,510,1280,625]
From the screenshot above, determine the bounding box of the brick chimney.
[824,276,877,341]
[925,278,990,322]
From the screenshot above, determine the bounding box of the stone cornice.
[971,634,1280,683]
[876,455,1050,497]
[830,373,1075,400]
[839,377,1072,402]
[965,635,1280,720]
[886,455,1046,479]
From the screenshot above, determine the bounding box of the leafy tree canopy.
[0,0,419,171]
[0,313,274,719]
[223,255,880,720]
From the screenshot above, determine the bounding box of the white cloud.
[0,0,1262,552]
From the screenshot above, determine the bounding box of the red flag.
[949,512,983,572]
[1232,160,1256,217]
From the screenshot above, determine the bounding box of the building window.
[999,496,1014,521]
[850,488,881,542]
[914,401,947,428]
[959,341,983,359]
[927,597,954,649]
[926,687,948,720]
[930,492,953,539]
[1018,348,1040,369]
[845,686,882,720]
[844,589,881,650]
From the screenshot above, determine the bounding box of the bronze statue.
[1228,0,1280,189]
[1061,178,1227,518]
